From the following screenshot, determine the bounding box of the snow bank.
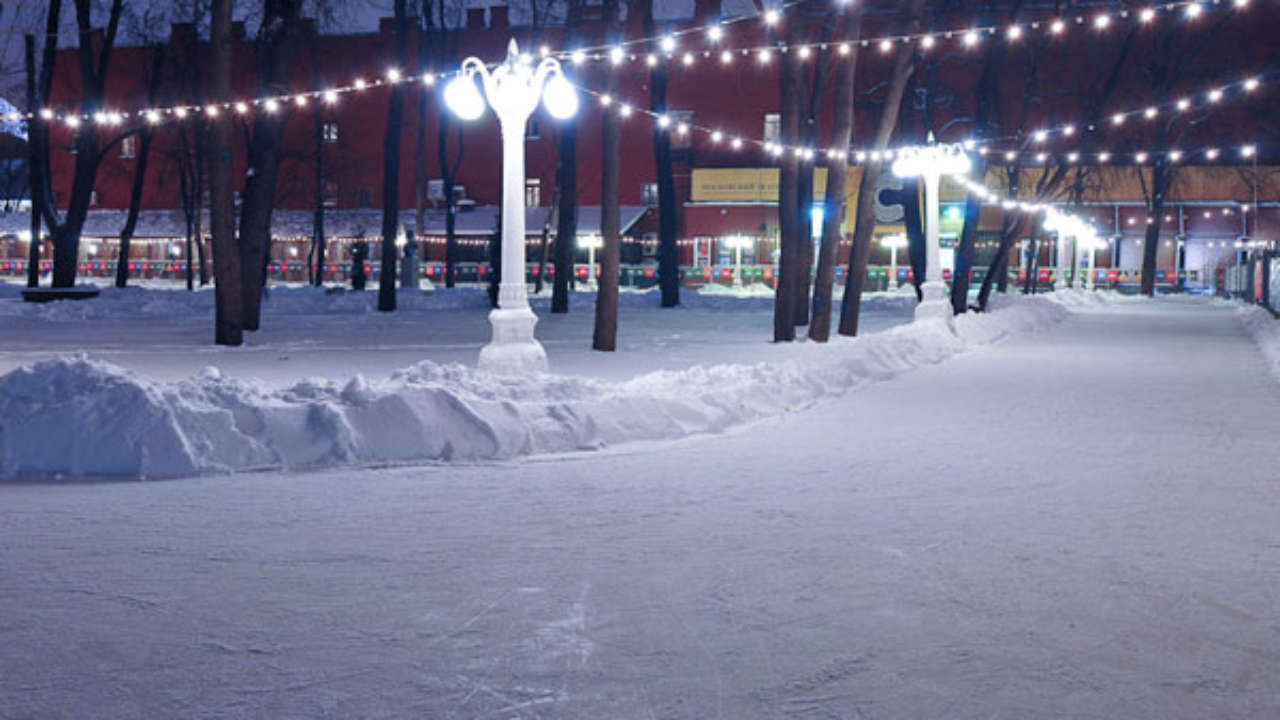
[1239,304,1280,381]
[0,295,1067,479]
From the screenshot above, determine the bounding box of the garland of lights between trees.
[13,0,1268,203]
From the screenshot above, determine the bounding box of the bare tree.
[642,0,680,308]
[809,7,861,341]
[210,0,243,345]
[836,0,924,336]
[29,0,128,288]
[378,0,411,312]
[239,0,304,330]
[593,0,623,351]
[114,44,165,289]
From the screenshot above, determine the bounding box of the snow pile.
[1042,287,1116,309]
[0,295,1066,479]
[1239,304,1280,381]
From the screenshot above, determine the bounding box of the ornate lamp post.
[880,234,907,291]
[444,40,578,373]
[892,135,971,321]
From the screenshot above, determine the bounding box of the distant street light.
[723,235,752,287]
[880,234,908,290]
[578,234,602,287]
[445,39,577,373]
[893,135,971,321]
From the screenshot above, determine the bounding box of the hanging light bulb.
[920,35,935,49]
[1243,77,1260,92]
[963,30,979,47]
[619,103,632,117]
[443,74,485,121]
[1135,151,1148,163]
[1050,18,1066,34]
[1185,3,1204,19]
[542,72,578,120]
[758,49,772,64]
[1205,148,1220,160]
[708,25,723,42]
[661,35,677,53]
[1007,25,1022,40]
[600,94,612,106]
[878,39,892,53]
[764,9,780,25]
[1208,88,1223,103]
[710,130,723,142]
[1099,151,1111,162]
[386,67,402,83]
[1094,14,1111,29]
[721,50,733,64]
[609,46,625,65]
[1139,7,1157,22]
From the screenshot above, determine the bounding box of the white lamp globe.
[444,75,485,121]
[542,73,579,120]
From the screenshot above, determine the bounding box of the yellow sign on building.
[691,168,832,203]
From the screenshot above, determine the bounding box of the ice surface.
[2,295,1278,719]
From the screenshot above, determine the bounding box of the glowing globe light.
[443,75,485,121]
[542,73,579,120]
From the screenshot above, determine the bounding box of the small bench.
[21,287,101,303]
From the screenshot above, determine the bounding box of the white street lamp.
[578,234,602,287]
[880,234,907,291]
[1083,231,1103,291]
[445,39,577,373]
[723,234,751,287]
[894,135,971,322]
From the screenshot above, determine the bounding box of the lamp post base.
[478,306,548,374]
[914,280,953,325]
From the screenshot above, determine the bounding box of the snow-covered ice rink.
[3,287,1280,718]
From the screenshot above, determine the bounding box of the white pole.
[889,245,898,289]
[588,244,596,286]
[915,169,950,320]
[1087,243,1096,291]
[734,243,743,287]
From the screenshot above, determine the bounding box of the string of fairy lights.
[10,0,1265,131]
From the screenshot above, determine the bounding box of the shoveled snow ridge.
[1239,303,1280,381]
[0,294,1068,479]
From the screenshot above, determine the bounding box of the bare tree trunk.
[536,185,558,294]
[377,0,410,312]
[642,0,678,308]
[24,34,42,289]
[311,81,326,286]
[115,129,153,289]
[210,0,243,345]
[773,17,805,343]
[239,0,302,330]
[1140,166,1168,297]
[551,125,577,313]
[809,9,860,342]
[836,0,921,336]
[593,0,623,351]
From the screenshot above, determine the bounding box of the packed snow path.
[3,299,1279,719]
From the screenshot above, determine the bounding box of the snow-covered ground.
[0,281,914,385]
[3,289,1280,718]
[0,282,1064,478]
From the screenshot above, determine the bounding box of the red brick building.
[13,0,1280,286]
